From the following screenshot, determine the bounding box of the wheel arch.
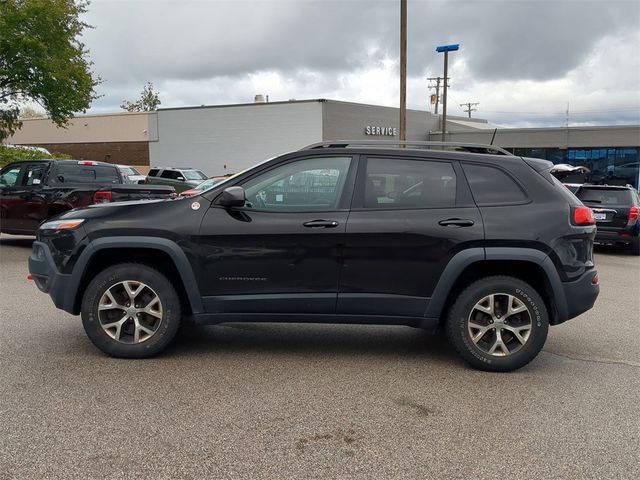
[425,247,568,325]
[69,237,203,316]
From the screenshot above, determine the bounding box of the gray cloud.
[83,0,640,126]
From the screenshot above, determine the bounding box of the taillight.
[93,190,113,203]
[572,206,595,225]
[629,206,638,222]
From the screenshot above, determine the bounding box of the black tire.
[629,239,640,256]
[81,263,181,358]
[445,276,549,372]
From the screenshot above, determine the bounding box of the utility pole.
[460,102,479,118]
[399,0,407,141]
[427,76,450,114]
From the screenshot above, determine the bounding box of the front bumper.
[28,241,77,314]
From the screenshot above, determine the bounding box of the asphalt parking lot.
[1,235,638,480]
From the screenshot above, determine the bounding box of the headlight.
[40,219,85,231]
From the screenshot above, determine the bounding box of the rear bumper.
[28,241,76,314]
[560,268,600,323]
[595,228,638,245]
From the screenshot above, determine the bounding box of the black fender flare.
[424,247,567,322]
[67,236,204,315]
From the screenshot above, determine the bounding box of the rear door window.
[160,170,181,180]
[462,163,528,205]
[361,157,457,209]
[22,164,47,186]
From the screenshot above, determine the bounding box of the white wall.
[149,101,323,176]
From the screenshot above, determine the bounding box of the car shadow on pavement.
[594,244,636,256]
[166,322,459,364]
[0,235,34,249]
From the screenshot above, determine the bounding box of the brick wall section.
[36,142,150,167]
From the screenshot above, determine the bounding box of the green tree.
[0,0,99,141]
[120,82,161,112]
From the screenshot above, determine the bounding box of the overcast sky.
[82,0,640,127]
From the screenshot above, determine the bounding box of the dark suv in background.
[28,141,599,372]
[574,184,639,254]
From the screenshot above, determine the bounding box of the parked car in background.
[145,167,208,193]
[574,184,640,254]
[178,176,228,197]
[0,159,175,235]
[116,165,146,184]
[28,141,599,372]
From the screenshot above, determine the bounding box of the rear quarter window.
[148,169,160,177]
[462,163,528,205]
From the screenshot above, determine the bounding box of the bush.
[0,145,71,169]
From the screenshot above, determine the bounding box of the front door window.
[241,156,352,212]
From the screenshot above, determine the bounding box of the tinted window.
[576,188,632,205]
[148,168,160,177]
[242,156,351,212]
[463,164,527,205]
[53,164,119,184]
[160,170,181,180]
[0,165,23,187]
[363,157,456,209]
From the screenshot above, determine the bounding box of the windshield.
[120,167,141,175]
[195,178,225,190]
[183,170,207,180]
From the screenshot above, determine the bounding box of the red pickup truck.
[0,159,175,235]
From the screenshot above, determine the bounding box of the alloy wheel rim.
[467,293,532,357]
[98,280,163,344]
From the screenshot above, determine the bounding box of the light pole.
[399,0,407,141]
[436,43,459,143]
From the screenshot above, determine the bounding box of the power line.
[482,108,639,115]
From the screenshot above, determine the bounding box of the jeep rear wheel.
[81,263,181,358]
[445,276,549,372]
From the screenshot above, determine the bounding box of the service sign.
[365,125,398,136]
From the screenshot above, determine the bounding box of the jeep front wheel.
[445,276,549,372]
[81,263,181,358]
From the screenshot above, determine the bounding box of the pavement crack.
[542,349,640,368]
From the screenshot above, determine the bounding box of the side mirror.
[219,186,246,207]
[177,176,185,181]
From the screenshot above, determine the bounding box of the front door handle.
[438,218,475,227]
[303,219,339,228]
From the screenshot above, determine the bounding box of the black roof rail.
[300,140,513,156]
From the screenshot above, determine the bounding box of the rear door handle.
[438,218,475,227]
[303,219,339,228]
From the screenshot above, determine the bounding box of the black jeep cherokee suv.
[28,141,600,372]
